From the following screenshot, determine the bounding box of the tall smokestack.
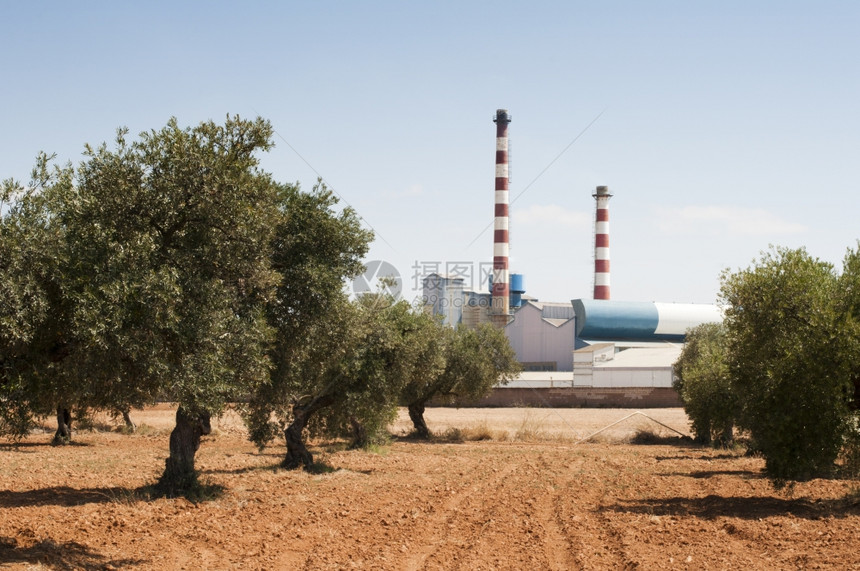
[593,185,612,300]
[492,109,511,325]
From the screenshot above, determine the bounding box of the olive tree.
[242,179,375,467]
[401,323,521,439]
[0,158,72,441]
[673,322,736,446]
[837,243,860,411]
[1,117,281,495]
[720,246,856,481]
[248,291,435,469]
[835,244,860,476]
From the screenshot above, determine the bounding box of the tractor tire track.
[400,447,522,570]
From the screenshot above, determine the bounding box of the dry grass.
[438,421,502,442]
[391,406,692,444]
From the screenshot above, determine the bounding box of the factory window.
[521,362,557,372]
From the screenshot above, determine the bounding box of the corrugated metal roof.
[424,272,465,282]
[524,300,575,320]
[574,342,615,354]
[593,345,683,369]
[541,317,573,328]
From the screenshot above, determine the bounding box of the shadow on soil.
[0,536,146,569]
[0,486,138,508]
[0,440,92,450]
[201,464,276,476]
[629,433,695,446]
[654,452,748,462]
[0,442,53,450]
[605,494,860,520]
[659,469,763,479]
[393,432,497,445]
[0,480,226,507]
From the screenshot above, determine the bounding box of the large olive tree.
[1,117,281,495]
[720,247,856,481]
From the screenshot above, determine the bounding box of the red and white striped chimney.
[593,185,612,300]
[492,109,511,324]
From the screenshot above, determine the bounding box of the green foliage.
[243,181,382,456]
[837,244,860,412]
[720,246,855,481]
[840,414,860,479]
[1,116,280,464]
[243,180,372,449]
[1,156,78,436]
[401,323,521,408]
[318,297,435,445]
[400,322,520,439]
[673,322,737,446]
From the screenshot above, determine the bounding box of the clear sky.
[3,2,859,305]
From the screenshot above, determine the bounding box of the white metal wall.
[592,367,674,388]
[505,303,576,371]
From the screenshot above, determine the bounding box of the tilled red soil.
[1,405,858,570]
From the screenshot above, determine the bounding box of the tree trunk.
[408,401,431,439]
[718,422,735,448]
[349,416,367,449]
[851,375,860,410]
[157,406,211,495]
[52,406,72,445]
[283,394,335,470]
[121,409,136,433]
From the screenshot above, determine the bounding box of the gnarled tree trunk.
[408,401,431,439]
[121,409,136,433]
[349,416,367,449]
[157,406,211,495]
[718,422,735,448]
[52,406,72,445]
[283,394,335,470]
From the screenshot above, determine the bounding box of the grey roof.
[542,317,573,328]
[574,342,615,354]
[593,345,683,369]
[524,300,576,320]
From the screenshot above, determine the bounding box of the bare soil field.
[1,404,859,570]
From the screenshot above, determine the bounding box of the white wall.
[505,303,576,371]
[592,367,674,388]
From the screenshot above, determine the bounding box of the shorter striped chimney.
[593,185,612,300]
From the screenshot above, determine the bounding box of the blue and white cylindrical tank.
[572,299,723,342]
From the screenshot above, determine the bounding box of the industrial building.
[421,108,722,407]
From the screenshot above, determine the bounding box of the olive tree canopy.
[2,117,282,495]
[720,246,856,482]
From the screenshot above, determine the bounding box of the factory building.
[500,300,578,372]
[420,108,722,406]
[421,271,717,378]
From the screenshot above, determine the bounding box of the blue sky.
[3,2,859,305]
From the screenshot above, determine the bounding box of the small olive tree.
[673,322,736,446]
[0,160,70,440]
[835,243,860,476]
[402,323,521,439]
[247,294,434,469]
